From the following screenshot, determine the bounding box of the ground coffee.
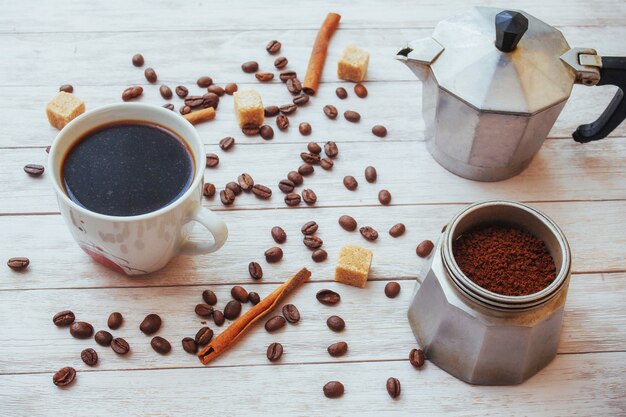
[452,224,556,296]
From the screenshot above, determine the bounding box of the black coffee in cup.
[62,121,195,216]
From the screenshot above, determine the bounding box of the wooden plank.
[1,352,624,416]
[1,201,624,291]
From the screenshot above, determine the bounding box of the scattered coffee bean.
[265,315,286,332]
[298,123,312,137]
[225,83,238,95]
[202,289,217,306]
[364,166,377,182]
[7,257,29,270]
[260,125,274,140]
[248,262,263,280]
[409,348,425,368]
[372,125,387,137]
[248,292,261,305]
[208,85,225,96]
[378,190,392,205]
[182,337,198,354]
[293,94,309,106]
[282,304,300,323]
[70,321,94,339]
[274,57,288,69]
[267,342,283,361]
[327,341,348,357]
[197,76,213,88]
[140,314,162,334]
[185,96,205,108]
[279,179,295,193]
[271,226,287,244]
[242,123,260,136]
[231,285,249,303]
[195,304,214,317]
[213,310,225,326]
[108,312,123,330]
[323,105,338,119]
[385,282,401,298]
[286,78,302,94]
[24,164,44,177]
[301,152,320,164]
[264,247,283,263]
[343,176,358,190]
[256,72,274,82]
[298,163,314,176]
[266,40,282,54]
[238,173,255,192]
[280,104,297,115]
[312,249,328,262]
[179,105,191,115]
[158,85,172,100]
[302,189,317,205]
[205,153,219,168]
[195,327,214,345]
[335,87,348,99]
[53,366,76,387]
[224,300,242,320]
[122,86,143,101]
[132,53,144,67]
[338,215,357,231]
[175,85,189,98]
[203,183,216,198]
[111,337,130,354]
[323,381,344,398]
[344,110,361,122]
[264,105,280,117]
[327,315,345,331]
[242,61,259,73]
[316,289,340,305]
[324,141,338,158]
[252,184,272,199]
[354,83,368,98]
[386,377,401,399]
[307,143,321,155]
[219,136,235,151]
[416,240,434,258]
[53,310,75,326]
[360,226,379,241]
[288,171,303,185]
[301,221,318,235]
[162,103,175,111]
[284,193,301,206]
[59,84,73,93]
[151,336,172,354]
[389,223,406,237]
[144,67,157,83]
[276,115,289,130]
[202,92,219,109]
[320,158,334,170]
[226,181,242,196]
[81,348,98,366]
[220,189,236,205]
[279,71,297,82]
[95,330,113,346]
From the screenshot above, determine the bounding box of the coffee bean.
[208,85,225,96]
[248,262,263,280]
[108,312,123,330]
[323,105,338,119]
[386,377,401,399]
[24,164,44,177]
[264,105,279,117]
[338,215,357,231]
[256,72,274,82]
[132,53,144,67]
[385,282,401,298]
[300,152,320,164]
[279,70,297,82]
[231,285,249,303]
[355,83,368,98]
[279,179,295,193]
[327,341,348,357]
[267,342,283,361]
[197,76,213,87]
[220,189,235,206]
[202,289,217,305]
[175,85,189,98]
[266,40,282,54]
[242,61,259,73]
[182,337,198,354]
[203,183,216,198]
[158,85,172,100]
[286,78,302,94]
[282,304,300,323]
[324,141,338,158]
[265,315,286,332]
[280,104,297,115]
[53,310,75,326]
[195,304,214,317]
[248,292,261,305]
[260,125,274,140]
[293,94,309,106]
[364,166,377,182]
[162,103,175,111]
[70,321,94,339]
[327,315,345,332]
[360,226,378,241]
[323,381,344,398]
[288,171,303,185]
[274,57,288,69]
[242,123,260,136]
[284,193,301,206]
[299,122,312,136]
[389,223,406,237]
[224,300,242,320]
[81,348,98,366]
[213,310,225,326]
[416,240,434,258]
[276,115,289,130]
[409,348,426,368]
[151,336,172,354]
[320,158,334,170]
[306,140,319,152]
[264,247,283,263]
[94,330,113,347]
[343,176,358,190]
[298,163,314,176]
[219,136,235,151]
[195,327,214,345]
[140,314,162,334]
[179,105,191,115]
[238,173,255,191]
[202,92,220,109]
[59,84,73,93]
[53,366,76,387]
[271,226,287,244]
[372,125,387,137]
[335,87,348,99]
[122,86,143,101]
[316,289,340,305]
[111,337,130,354]
[7,257,29,270]
[144,67,157,83]
[225,83,238,95]
[184,96,205,107]
[226,181,242,196]
[300,221,318,235]
[252,184,272,199]
[312,249,328,262]
[302,189,317,205]
[378,190,392,205]
[344,110,361,122]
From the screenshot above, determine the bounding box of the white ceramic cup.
[48,103,228,275]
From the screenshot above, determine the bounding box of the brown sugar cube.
[334,244,373,288]
[337,45,370,82]
[233,89,264,128]
[45,92,85,130]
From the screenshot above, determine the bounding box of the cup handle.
[180,207,228,256]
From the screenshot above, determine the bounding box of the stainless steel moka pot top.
[396,7,626,182]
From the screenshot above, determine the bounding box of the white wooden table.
[1,1,625,415]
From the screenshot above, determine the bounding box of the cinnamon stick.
[198,268,311,365]
[184,107,216,125]
[303,12,341,95]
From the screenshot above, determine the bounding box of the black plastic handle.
[495,10,528,52]
[573,57,626,143]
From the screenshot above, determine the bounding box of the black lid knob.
[495,10,528,52]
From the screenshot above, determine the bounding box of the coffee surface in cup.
[62,121,194,216]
